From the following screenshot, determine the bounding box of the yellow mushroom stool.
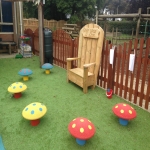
[8,82,27,99]
[22,102,47,126]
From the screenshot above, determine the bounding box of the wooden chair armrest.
[83,62,96,68]
[67,57,80,61]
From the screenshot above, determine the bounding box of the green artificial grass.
[0,56,150,150]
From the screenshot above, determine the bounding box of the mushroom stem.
[76,139,86,146]
[14,93,22,99]
[45,70,50,74]
[23,76,29,81]
[119,118,128,126]
[30,119,40,126]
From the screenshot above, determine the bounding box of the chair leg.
[83,86,88,93]
[91,84,96,89]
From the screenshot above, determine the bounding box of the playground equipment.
[96,8,150,40]
[139,7,150,39]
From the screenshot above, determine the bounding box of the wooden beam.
[38,3,44,67]
[0,22,13,25]
[141,14,150,18]
[98,13,139,19]
[136,8,142,38]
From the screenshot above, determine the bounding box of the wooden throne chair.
[66,23,104,93]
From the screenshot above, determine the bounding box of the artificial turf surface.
[0,56,150,150]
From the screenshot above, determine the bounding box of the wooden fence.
[24,28,150,112]
[23,18,67,31]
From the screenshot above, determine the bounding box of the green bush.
[98,21,137,34]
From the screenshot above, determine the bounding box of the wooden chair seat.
[70,68,93,77]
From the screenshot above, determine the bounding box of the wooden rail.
[62,24,80,38]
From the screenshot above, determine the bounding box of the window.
[0,0,13,32]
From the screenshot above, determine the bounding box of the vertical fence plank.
[139,38,150,106]
[133,38,144,104]
[103,41,109,88]
[115,45,121,95]
[129,40,138,104]
[145,59,150,109]
[53,30,56,65]
[99,40,107,87]
[112,47,117,92]
[124,40,132,99]
[119,42,126,97]
[107,43,112,89]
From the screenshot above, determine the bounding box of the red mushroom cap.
[68,117,95,140]
[112,103,137,120]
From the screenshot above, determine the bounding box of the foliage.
[103,0,150,14]
[23,2,38,18]
[103,0,129,14]
[23,0,150,22]
[23,0,105,23]
[99,21,137,34]
[43,0,67,20]
[67,14,80,24]
[127,0,150,14]
[55,0,99,23]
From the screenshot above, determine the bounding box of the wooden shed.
[0,0,44,66]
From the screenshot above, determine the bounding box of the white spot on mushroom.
[80,119,84,122]
[120,109,124,113]
[88,125,92,130]
[115,105,118,108]
[123,104,126,106]
[129,110,132,114]
[72,124,76,128]
[80,128,84,133]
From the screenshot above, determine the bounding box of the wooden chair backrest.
[77,23,104,77]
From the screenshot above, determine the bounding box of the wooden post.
[136,8,142,38]
[12,2,17,44]
[112,27,114,44]
[19,2,24,35]
[15,2,20,45]
[104,19,107,38]
[115,28,118,45]
[38,2,44,67]
[96,10,98,24]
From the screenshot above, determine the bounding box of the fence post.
[107,46,116,91]
[96,10,98,24]
[38,3,44,66]
[136,8,142,38]
[112,28,114,44]
[71,39,74,68]
[32,32,35,54]
[115,28,118,45]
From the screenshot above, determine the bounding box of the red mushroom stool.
[68,117,95,146]
[112,103,137,126]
